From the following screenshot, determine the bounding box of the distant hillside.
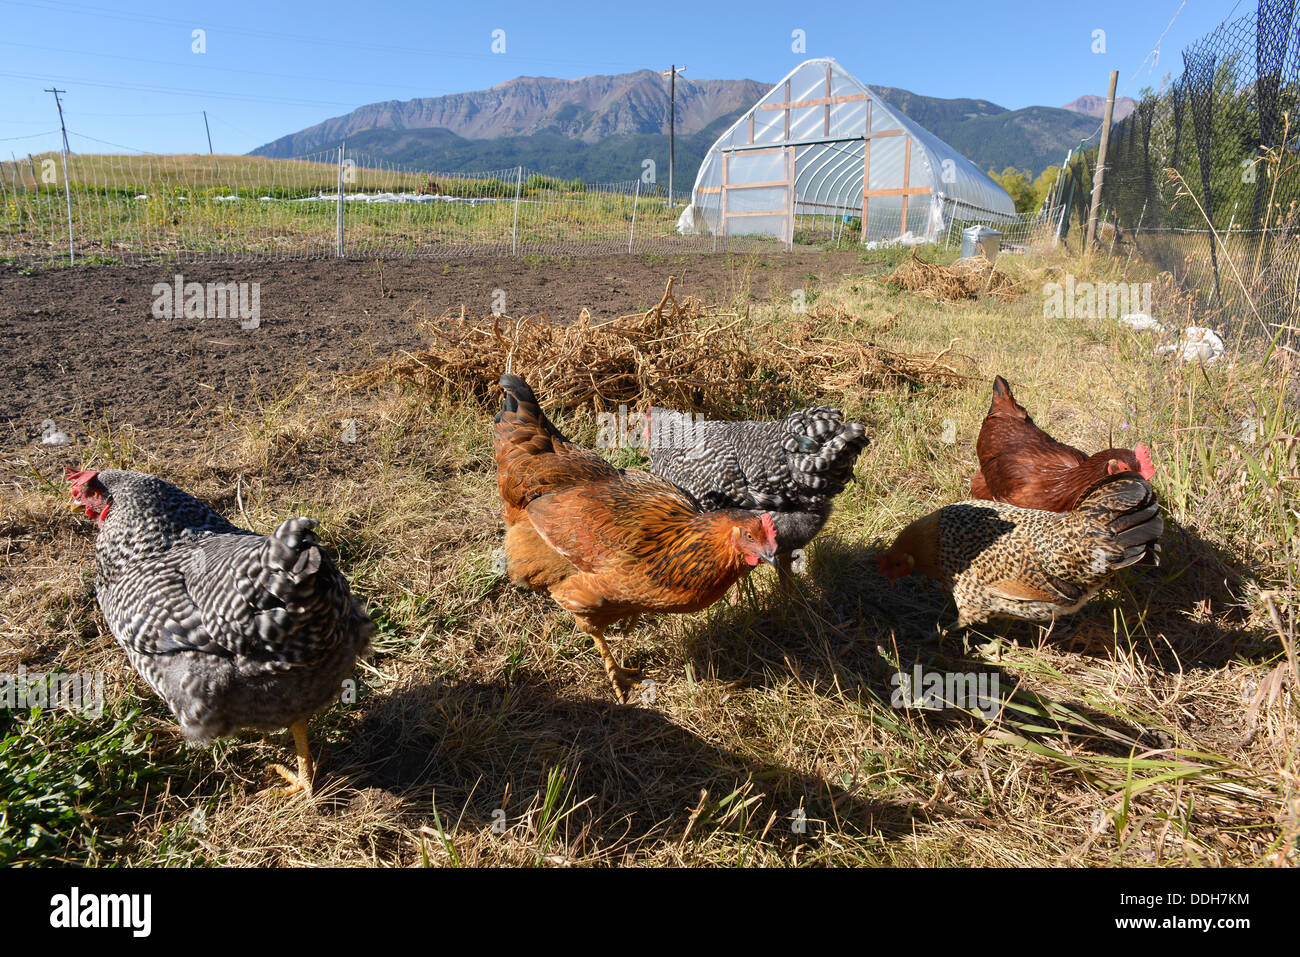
[251,71,1104,183]
[333,117,742,188]
[872,87,1101,172]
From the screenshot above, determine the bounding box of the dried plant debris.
[365,277,973,416]
[885,252,1023,303]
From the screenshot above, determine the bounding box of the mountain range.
[1062,94,1137,121]
[251,71,1105,186]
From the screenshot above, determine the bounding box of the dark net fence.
[1103,0,1300,345]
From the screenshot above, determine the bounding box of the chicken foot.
[589,627,643,703]
[269,719,315,797]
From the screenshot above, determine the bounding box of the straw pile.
[885,251,1022,302]
[366,277,973,415]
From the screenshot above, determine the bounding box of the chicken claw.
[268,720,315,797]
[590,628,644,703]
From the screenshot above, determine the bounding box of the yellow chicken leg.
[270,720,314,797]
[589,627,643,703]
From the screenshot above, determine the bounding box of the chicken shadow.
[322,675,923,853]
[668,531,1235,759]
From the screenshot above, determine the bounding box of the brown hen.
[970,375,1154,512]
[494,373,778,701]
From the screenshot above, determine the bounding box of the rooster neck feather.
[632,508,751,588]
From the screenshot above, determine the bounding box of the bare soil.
[0,250,862,455]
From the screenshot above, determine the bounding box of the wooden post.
[668,65,675,203]
[860,99,871,242]
[1054,149,1074,246]
[900,135,911,235]
[786,146,796,252]
[1085,70,1119,250]
[824,63,832,136]
[784,80,791,141]
[628,178,640,253]
[336,144,345,257]
[511,165,522,255]
[719,151,728,247]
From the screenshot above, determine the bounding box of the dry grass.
[1,245,1296,868]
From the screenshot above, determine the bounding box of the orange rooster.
[494,374,779,701]
[971,375,1154,512]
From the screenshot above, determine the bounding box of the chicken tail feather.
[1076,473,1164,567]
[780,407,869,495]
[497,373,541,424]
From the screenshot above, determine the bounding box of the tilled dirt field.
[0,250,862,457]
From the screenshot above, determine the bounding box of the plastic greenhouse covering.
[682,58,1016,244]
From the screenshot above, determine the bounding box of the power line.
[1075,0,1190,149]
[66,130,157,154]
[0,69,360,110]
[1218,0,1246,29]
[0,128,60,141]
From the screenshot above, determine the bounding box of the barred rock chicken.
[66,468,373,795]
[971,375,1154,512]
[878,472,1162,627]
[494,374,778,701]
[645,405,867,584]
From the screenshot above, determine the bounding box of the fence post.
[61,146,74,265]
[628,179,640,254]
[944,198,956,248]
[511,166,523,256]
[1085,70,1119,250]
[1053,148,1074,247]
[336,144,345,257]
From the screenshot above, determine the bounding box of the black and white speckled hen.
[645,406,868,583]
[65,468,373,795]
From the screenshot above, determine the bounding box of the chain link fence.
[1102,0,1300,345]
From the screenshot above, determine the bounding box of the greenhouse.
[681,58,1016,245]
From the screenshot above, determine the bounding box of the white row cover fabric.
[685,58,1015,243]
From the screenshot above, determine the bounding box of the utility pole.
[660,65,686,203]
[203,110,214,155]
[45,87,74,264]
[1085,70,1119,250]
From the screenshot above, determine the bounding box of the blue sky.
[0,0,1240,157]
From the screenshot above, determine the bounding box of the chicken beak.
[760,551,779,568]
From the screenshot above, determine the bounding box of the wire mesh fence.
[787,197,1058,251]
[1,143,1054,264]
[0,148,752,264]
[1102,0,1300,345]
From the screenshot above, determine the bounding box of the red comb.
[64,468,98,489]
[760,512,776,543]
[1134,444,1154,480]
